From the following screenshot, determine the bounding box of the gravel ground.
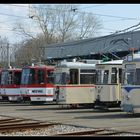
[0,124,95,136]
[0,124,140,136]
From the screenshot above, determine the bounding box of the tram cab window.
[103,70,109,84]
[0,73,1,85]
[53,73,62,84]
[69,69,78,84]
[1,71,8,85]
[21,69,30,85]
[53,72,69,85]
[14,72,21,85]
[47,70,54,84]
[29,69,35,84]
[124,69,135,85]
[37,69,45,84]
[8,71,13,85]
[111,68,117,84]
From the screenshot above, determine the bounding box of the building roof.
[44,30,140,60]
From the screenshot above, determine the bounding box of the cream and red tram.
[53,61,97,107]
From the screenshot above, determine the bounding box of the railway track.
[56,129,140,136]
[0,115,60,133]
[0,115,140,136]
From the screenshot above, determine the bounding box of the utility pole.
[7,43,11,68]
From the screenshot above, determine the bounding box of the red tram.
[20,65,55,104]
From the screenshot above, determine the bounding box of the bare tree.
[0,37,10,68]
[13,4,102,43]
[13,4,102,66]
[75,12,102,39]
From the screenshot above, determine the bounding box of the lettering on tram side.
[32,90,43,93]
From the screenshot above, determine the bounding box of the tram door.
[0,72,1,100]
[0,71,8,100]
[118,68,122,101]
[56,69,79,103]
[69,69,79,84]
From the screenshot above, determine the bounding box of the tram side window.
[96,70,103,84]
[14,72,21,85]
[70,69,78,84]
[37,70,45,84]
[80,69,96,84]
[47,70,54,84]
[21,69,30,85]
[29,69,35,84]
[8,72,13,85]
[80,74,93,84]
[111,68,117,84]
[119,68,122,84]
[135,69,140,85]
[1,72,8,85]
[103,70,109,84]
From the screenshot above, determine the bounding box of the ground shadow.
[73,113,140,120]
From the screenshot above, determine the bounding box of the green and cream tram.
[95,60,123,108]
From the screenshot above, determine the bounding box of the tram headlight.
[26,90,31,94]
[126,95,130,100]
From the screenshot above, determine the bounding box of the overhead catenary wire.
[79,4,107,9]
[0,3,139,40]
[0,4,139,31]
[2,4,140,21]
[114,22,140,34]
[0,4,140,44]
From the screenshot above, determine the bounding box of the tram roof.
[124,53,140,62]
[1,68,22,71]
[56,61,96,68]
[23,65,54,70]
[100,60,124,65]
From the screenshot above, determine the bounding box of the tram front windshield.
[54,73,69,85]
[21,68,35,85]
[96,70,109,84]
[1,71,9,85]
[123,68,140,85]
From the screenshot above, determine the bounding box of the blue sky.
[0,4,140,44]
[80,4,140,34]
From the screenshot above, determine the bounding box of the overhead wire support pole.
[7,43,11,69]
